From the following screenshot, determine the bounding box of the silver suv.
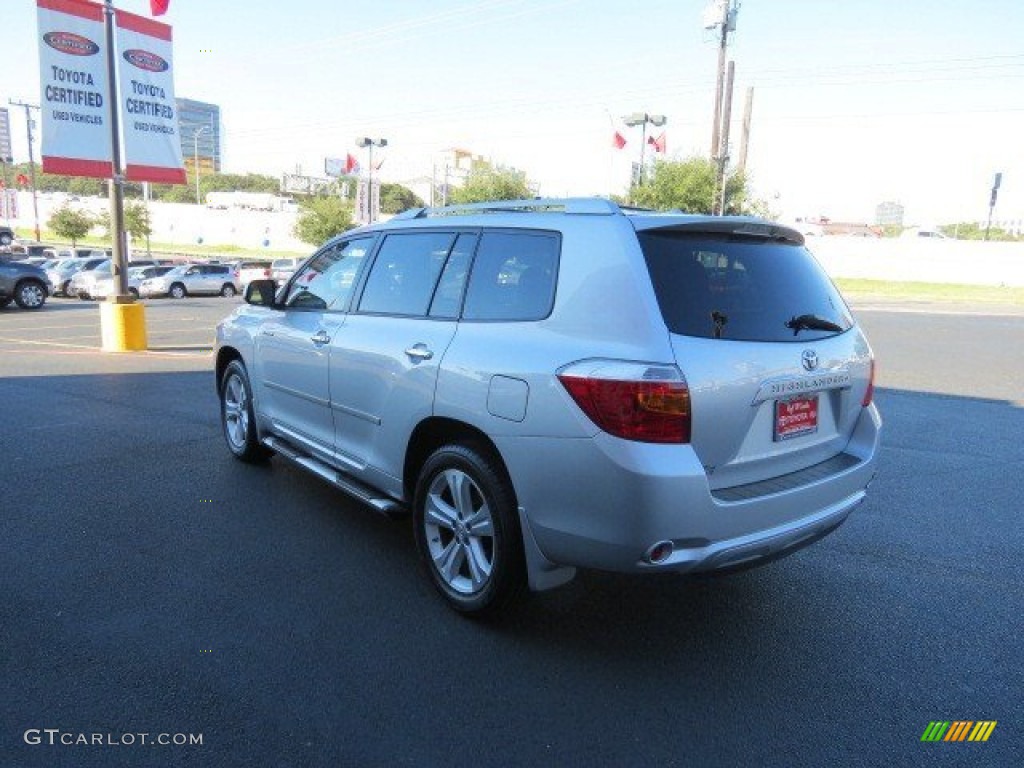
[215,199,881,615]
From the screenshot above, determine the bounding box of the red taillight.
[558,370,691,444]
[862,358,875,407]
[262,268,271,277]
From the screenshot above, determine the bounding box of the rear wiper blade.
[785,314,843,335]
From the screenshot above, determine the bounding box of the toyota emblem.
[801,350,819,371]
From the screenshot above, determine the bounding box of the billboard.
[37,0,113,178]
[116,8,185,183]
[0,107,12,162]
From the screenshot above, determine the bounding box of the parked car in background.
[139,263,241,299]
[69,259,116,299]
[215,197,881,615]
[0,260,53,309]
[69,247,113,259]
[9,243,51,259]
[92,265,176,299]
[237,260,274,290]
[43,247,76,262]
[271,257,303,286]
[46,256,108,297]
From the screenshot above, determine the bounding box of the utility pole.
[9,99,42,242]
[709,3,730,159]
[717,61,735,216]
[737,86,754,176]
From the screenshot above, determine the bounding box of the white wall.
[8,191,309,253]
[807,237,1024,287]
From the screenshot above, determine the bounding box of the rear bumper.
[504,404,881,580]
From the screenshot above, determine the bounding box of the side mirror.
[245,279,278,307]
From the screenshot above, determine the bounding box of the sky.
[3,0,1023,225]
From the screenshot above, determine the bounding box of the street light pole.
[191,125,210,206]
[355,137,387,223]
[622,112,666,190]
[9,99,42,242]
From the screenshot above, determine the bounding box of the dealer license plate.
[774,395,819,441]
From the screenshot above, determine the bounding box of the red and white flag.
[648,132,667,154]
[344,153,360,175]
[150,0,170,16]
[612,131,627,149]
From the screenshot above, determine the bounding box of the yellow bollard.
[100,299,148,352]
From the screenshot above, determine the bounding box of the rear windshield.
[637,231,853,342]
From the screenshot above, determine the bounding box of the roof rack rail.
[390,197,635,220]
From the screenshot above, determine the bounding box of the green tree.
[124,201,153,240]
[47,204,94,246]
[380,183,424,214]
[449,167,533,204]
[293,197,355,245]
[95,202,153,242]
[629,157,750,215]
[939,222,1018,241]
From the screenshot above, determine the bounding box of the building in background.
[176,98,221,175]
[875,201,905,228]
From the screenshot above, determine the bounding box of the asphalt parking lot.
[1,296,1021,766]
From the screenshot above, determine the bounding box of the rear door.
[636,226,873,489]
[329,231,469,486]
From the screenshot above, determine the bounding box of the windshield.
[637,230,853,342]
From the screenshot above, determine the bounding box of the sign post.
[984,172,1002,242]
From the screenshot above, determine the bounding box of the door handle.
[404,343,433,361]
[311,330,331,345]
[260,329,275,337]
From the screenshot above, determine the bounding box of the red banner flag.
[612,131,627,150]
[344,153,360,174]
[648,132,667,154]
[151,0,170,16]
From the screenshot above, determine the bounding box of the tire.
[221,283,237,298]
[129,287,139,298]
[413,444,526,616]
[14,279,47,310]
[61,280,74,297]
[219,359,272,463]
[169,283,186,299]
[0,233,12,246]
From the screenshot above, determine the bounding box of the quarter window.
[462,232,559,321]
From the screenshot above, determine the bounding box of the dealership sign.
[37,0,112,177]
[36,0,185,183]
[116,7,185,182]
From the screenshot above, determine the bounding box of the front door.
[255,238,373,461]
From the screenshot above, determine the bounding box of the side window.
[429,233,476,318]
[357,232,454,316]
[285,238,372,311]
[462,232,559,321]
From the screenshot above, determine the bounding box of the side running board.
[262,436,407,518]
